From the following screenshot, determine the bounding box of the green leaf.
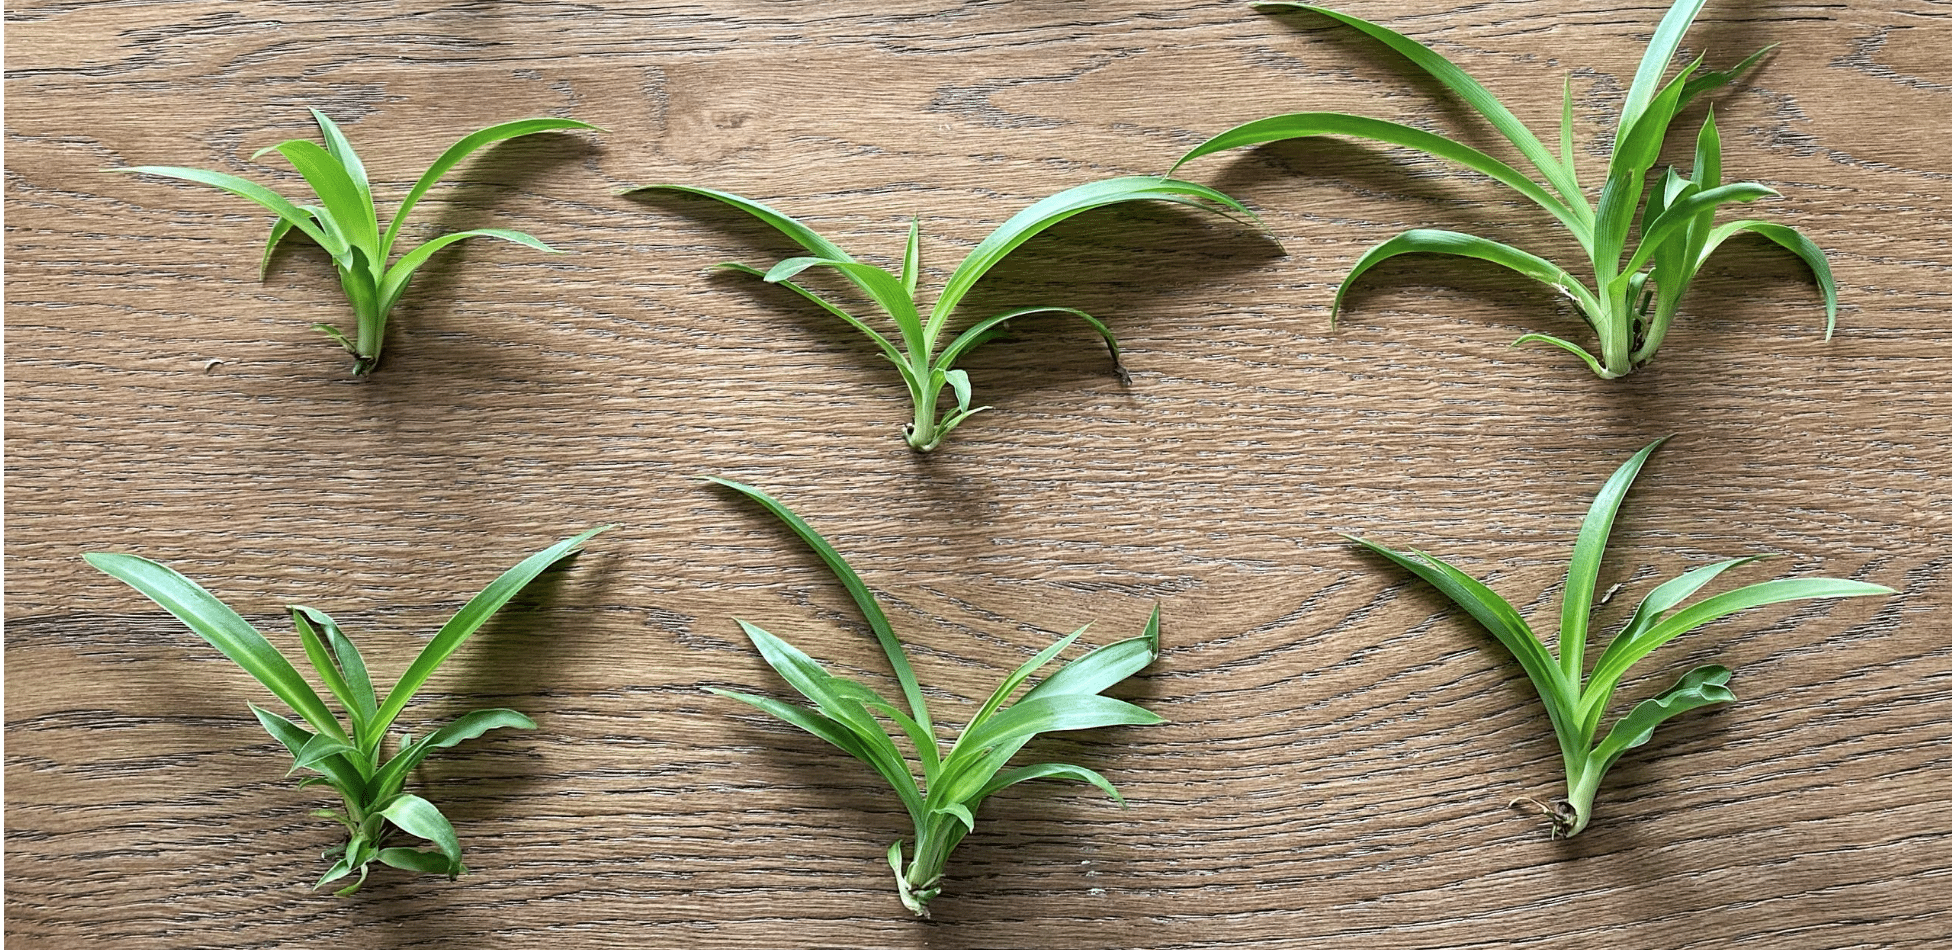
[1024,607,1160,701]
[1620,0,1712,137]
[1693,109,1723,192]
[1591,664,1734,777]
[378,227,556,316]
[936,305,1122,382]
[1558,438,1667,682]
[1696,219,1839,338]
[712,262,908,368]
[934,694,1162,805]
[377,847,457,876]
[370,708,537,800]
[1174,111,1587,242]
[383,117,599,258]
[622,184,855,262]
[705,478,929,735]
[709,686,925,823]
[1334,229,1601,324]
[1560,76,1580,188]
[110,165,344,257]
[259,209,321,280]
[940,368,974,413]
[424,707,537,750]
[290,733,364,778]
[1603,555,1771,667]
[250,704,364,794]
[928,176,1255,338]
[977,762,1126,805]
[250,139,380,266]
[313,855,355,890]
[368,527,609,743]
[1616,182,1776,281]
[378,794,465,878]
[295,605,378,725]
[733,619,925,809]
[1344,536,1579,746]
[935,802,978,833]
[85,553,346,740]
[1582,576,1894,714]
[967,629,1086,732]
[901,215,922,296]
[1510,332,1608,376]
[309,110,373,216]
[1250,3,1584,211]
[1677,45,1775,113]
[762,256,926,355]
[289,606,366,733]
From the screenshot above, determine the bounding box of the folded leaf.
[379,794,466,878]
[1591,664,1735,776]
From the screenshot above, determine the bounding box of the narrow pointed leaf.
[936,306,1120,376]
[1335,229,1601,323]
[1250,3,1583,209]
[384,117,598,257]
[309,110,372,213]
[705,478,929,733]
[901,215,922,296]
[1344,536,1577,737]
[370,527,609,739]
[977,762,1126,805]
[762,256,925,354]
[377,848,457,876]
[1511,332,1609,376]
[253,140,380,264]
[1024,608,1160,701]
[111,165,342,256]
[85,553,345,739]
[378,228,556,316]
[1174,112,1587,241]
[1620,0,1712,136]
[1584,577,1893,711]
[290,733,364,778]
[1697,220,1838,337]
[1558,438,1668,681]
[294,605,378,725]
[1677,45,1776,111]
[712,262,907,367]
[929,176,1255,337]
[250,704,364,794]
[967,629,1085,731]
[1617,182,1776,280]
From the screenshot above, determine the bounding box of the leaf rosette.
[1347,439,1890,836]
[112,110,597,375]
[86,527,608,893]
[706,477,1163,915]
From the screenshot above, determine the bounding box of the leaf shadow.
[621,187,902,380]
[925,200,1281,419]
[366,131,600,379]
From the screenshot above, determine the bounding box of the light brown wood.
[7,0,1948,946]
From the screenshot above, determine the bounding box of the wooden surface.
[7,1,1948,946]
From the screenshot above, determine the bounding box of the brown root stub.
[1509,797,1580,838]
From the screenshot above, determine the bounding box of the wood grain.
[7,0,1948,946]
